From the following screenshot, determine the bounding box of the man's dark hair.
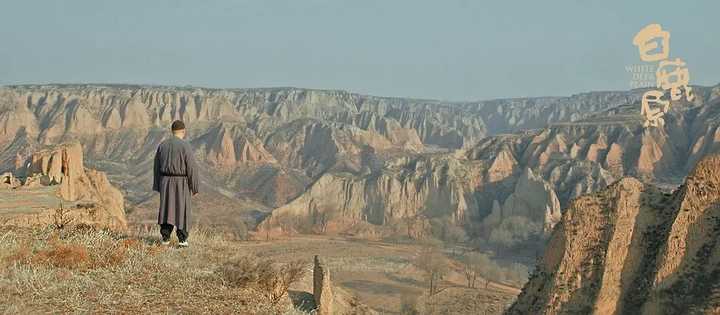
[171,120,185,131]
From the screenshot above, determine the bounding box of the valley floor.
[236,234,520,314]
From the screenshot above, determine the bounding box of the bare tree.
[405,215,416,239]
[414,240,449,296]
[462,252,492,289]
[52,202,74,229]
[462,253,479,289]
[445,225,467,256]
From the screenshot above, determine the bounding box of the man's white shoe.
[161,240,170,246]
[178,241,189,247]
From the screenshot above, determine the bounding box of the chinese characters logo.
[632,24,693,128]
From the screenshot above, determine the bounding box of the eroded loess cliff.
[508,155,720,315]
[1,143,126,230]
[258,154,484,236]
[0,84,719,242]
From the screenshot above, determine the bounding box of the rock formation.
[0,171,19,188]
[1,142,126,230]
[257,154,482,236]
[0,84,718,243]
[24,142,85,199]
[507,154,720,315]
[313,255,334,315]
[483,168,562,234]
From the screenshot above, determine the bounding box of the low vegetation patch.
[0,224,309,314]
[218,255,306,305]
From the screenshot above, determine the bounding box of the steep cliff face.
[263,118,397,179]
[0,85,647,155]
[464,92,718,203]
[0,85,451,213]
[193,123,276,169]
[507,155,720,315]
[258,154,484,235]
[257,85,720,240]
[1,84,719,239]
[482,168,562,234]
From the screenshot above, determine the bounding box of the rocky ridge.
[0,84,718,243]
[259,84,720,241]
[507,154,720,315]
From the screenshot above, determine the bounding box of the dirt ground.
[233,235,520,314]
[0,186,68,216]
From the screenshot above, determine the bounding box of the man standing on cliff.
[152,120,199,247]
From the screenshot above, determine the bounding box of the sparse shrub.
[218,255,307,305]
[462,252,490,288]
[52,204,74,230]
[400,293,420,315]
[257,260,306,305]
[219,255,263,287]
[71,223,97,234]
[76,202,96,209]
[487,215,542,251]
[505,263,529,287]
[226,220,249,241]
[414,240,450,296]
[484,263,506,286]
[461,251,529,288]
[428,217,468,255]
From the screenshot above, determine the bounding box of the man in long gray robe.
[152,120,199,247]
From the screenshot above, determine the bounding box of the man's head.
[171,120,186,139]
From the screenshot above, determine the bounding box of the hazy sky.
[1,0,718,101]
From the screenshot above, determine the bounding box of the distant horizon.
[2,81,718,104]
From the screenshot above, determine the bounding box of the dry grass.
[0,224,311,314]
[416,286,516,315]
[218,255,307,305]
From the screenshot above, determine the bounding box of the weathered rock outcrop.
[4,143,127,229]
[24,143,85,199]
[483,168,562,234]
[258,154,483,236]
[0,171,19,188]
[313,255,334,315]
[508,155,720,315]
[193,123,276,169]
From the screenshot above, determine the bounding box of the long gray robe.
[152,136,200,231]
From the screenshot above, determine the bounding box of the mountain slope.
[507,155,720,315]
[0,84,719,242]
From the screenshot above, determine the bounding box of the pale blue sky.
[0,0,717,101]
